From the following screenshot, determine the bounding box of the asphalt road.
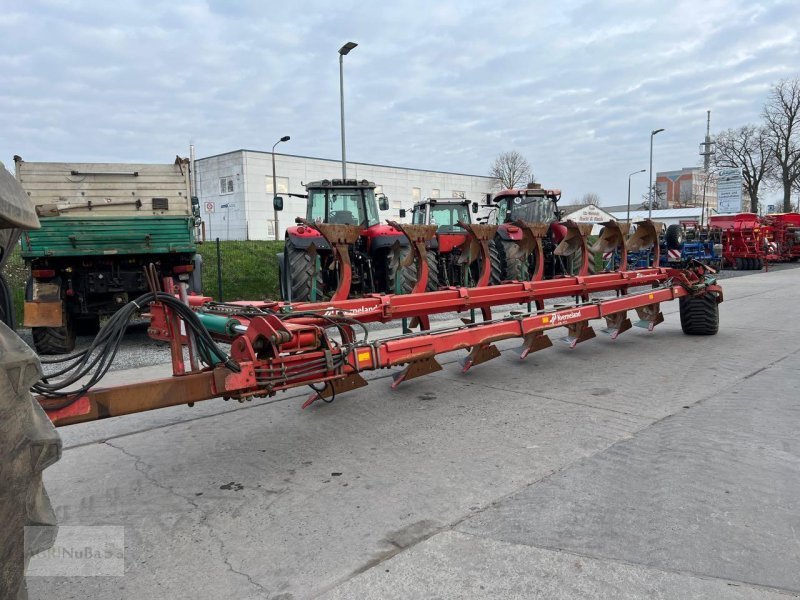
[26,264,800,599]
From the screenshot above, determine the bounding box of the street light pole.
[338,41,357,180]
[627,169,646,223]
[648,128,665,219]
[271,135,290,240]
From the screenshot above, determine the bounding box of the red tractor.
[403,197,481,290]
[484,183,592,282]
[275,179,411,301]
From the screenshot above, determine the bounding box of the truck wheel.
[32,314,76,355]
[285,239,323,301]
[386,246,416,294]
[665,224,684,250]
[0,274,14,330]
[488,239,504,285]
[679,293,719,335]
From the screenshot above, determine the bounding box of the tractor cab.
[410,198,475,233]
[490,183,561,226]
[306,179,383,227]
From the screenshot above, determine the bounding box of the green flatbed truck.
[15,156,201,354]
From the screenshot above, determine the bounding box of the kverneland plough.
[34,220,722,427]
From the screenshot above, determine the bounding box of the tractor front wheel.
[679,292,719,335]
[285,239,323,301]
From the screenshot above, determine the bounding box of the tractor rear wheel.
[679,292,719,335]
[386,246,417,294]
[424,251,440,291]
[567,246,597,276]
[502,240,527,281]
[32,312,76,355]
[665,224,684,250]
[488,239,504,285]
[286,239,323,301]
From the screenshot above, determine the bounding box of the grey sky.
[1,0,798,205]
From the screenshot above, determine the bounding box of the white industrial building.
[609,207,705,227]
[195,150,495,240]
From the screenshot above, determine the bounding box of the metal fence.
[197,238,283,302]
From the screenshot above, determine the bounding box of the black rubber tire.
[424,251,440,291]
[32,313,76,355]
[386,246,417,294]
[391,248,439,292]
[488,239,504,285]
[734,257,742,270]
[0,273,14,330]
[501,240,527,281]
[567,246,597,276]
[679,293,719,335]
[665,224,684,250]
[285,239,323,301]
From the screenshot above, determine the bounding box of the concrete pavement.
[27,267,800,599]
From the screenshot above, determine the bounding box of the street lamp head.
[280,135,290,142]
[651,128,665,136]
[339,41,358,55]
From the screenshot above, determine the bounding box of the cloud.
[1,0,798,204]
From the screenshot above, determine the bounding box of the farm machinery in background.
[275,178,411,302]
[35,215,723,428]
[14,156,202,354]
[275,181,596,306]
[605,221,723,271]
[481,183,595,282]
[709,213,767,270]
[403,197,481,290]
[762,212,800,263]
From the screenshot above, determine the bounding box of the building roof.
[196,148,494,181]
[609,207,703,220]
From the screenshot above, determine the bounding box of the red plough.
[36,222,723,427]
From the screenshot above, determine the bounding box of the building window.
[266,176,289,195]
[430,189,440,198]
[411,187,421,203]
[452,190,465,199]
[220,176,234,195]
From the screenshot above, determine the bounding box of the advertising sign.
[717,168,743,214]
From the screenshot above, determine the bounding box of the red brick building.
[655,167,717,209]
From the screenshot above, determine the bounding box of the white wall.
[196,151,248,241]
[197,150,495,240]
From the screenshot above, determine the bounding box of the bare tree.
[489,151,533,190]
[578,192,600,206]
[763,78,800,212]
[640,185,665,210]
[714,125,772,213]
